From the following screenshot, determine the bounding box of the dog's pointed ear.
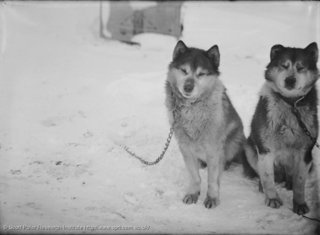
[173,40,188,60]
[270,44,285,61]
[305,42,318,63]
[207,45,220,68]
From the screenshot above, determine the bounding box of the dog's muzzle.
[183,78,195,93]
[284,76,296,90]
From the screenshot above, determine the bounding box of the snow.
[0,1,319,234]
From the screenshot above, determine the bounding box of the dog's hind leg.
[180,145,201,204]
[224,133,244,170]
[243,139,259,178]
[258,152,283,208]
[292,150,312,215]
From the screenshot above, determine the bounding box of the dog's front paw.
[183,192,200,204]
[204,196,220,209]
[293,201,309,215]
[265,197,283,208]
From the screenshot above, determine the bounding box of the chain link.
[120,124,175,166]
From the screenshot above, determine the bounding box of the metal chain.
[302,215,320,223]
[120,124,175,166]
[292,97,320,148]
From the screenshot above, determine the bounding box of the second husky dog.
[244,42,319,215]
[165,41,246,208]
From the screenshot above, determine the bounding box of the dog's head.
[265,42,319,98]
[167,40,220,101]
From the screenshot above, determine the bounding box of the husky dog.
[165,41,246,208]
[244,42,319,215]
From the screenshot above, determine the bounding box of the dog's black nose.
[285,76,296,90]
[184,79,194,93]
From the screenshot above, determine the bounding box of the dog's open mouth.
[182,91,193,98]
[178,88,198,102]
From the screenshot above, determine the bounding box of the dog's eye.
[281,64,289,69]
[198,72,206,77]
[180,68,188,75]
[296,65,305,72]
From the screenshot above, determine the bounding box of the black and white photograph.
[0,0,319,234]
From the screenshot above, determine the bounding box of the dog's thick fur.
[165,41,246,208]
[244,42,319,215]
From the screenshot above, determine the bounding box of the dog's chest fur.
[165,82,223,141]
[176,102,216,140]
[262,90,317,149]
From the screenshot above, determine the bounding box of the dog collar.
[273,91,306,107]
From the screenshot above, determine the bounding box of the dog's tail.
[242,138,259,178]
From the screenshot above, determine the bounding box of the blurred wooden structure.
[101,1,183,44]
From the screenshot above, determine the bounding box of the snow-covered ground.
[0,1,319,234]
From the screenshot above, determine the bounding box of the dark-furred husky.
[244,42,319,215]
[165,41,245,208]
